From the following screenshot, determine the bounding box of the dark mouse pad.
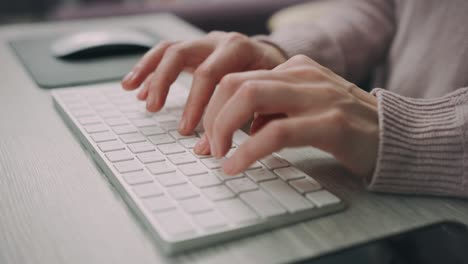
[10,29,160,89]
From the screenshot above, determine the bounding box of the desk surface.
[1,14,467,264]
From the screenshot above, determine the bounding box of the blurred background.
[0,0,311,35]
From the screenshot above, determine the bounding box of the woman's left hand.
[196,55,380,179]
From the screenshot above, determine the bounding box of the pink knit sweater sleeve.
[266,0,395,84]
[260,0,468,198]
[369,88,468,198]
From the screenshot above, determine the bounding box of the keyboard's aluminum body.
[52,81,345,254]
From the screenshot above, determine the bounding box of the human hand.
[199,55,379,178]
[121,31,287,135]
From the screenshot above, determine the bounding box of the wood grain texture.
[1,14,467,264]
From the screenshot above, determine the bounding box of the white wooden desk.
[1,14,467,264]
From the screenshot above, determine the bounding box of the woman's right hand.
[121,31,287,135]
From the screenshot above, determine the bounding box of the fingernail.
[223,158,236,175]
[194,135,207,153]
[123,71,134,82]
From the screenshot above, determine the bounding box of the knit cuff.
[369,88,468,198]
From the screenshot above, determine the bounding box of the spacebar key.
[260,179,313,213]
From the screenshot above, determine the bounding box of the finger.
[178,42,254,134]
[136,73,153,100]
[203,70,291,139]
[210,81,307,157]
[250,113,287,134]
[122,41,174,90]
[193,133,211,155]
[223,114,339,175]
[145,41,213,112]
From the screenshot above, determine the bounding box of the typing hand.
[121,32,286,135]
[199,55,379,178]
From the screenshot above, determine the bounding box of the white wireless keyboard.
[52,81,345,254]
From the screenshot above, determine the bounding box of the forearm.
[369,88,468,198]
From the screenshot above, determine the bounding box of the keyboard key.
[178,137,199,149]
[105,117,129,126]
[201,157,225,169]
[179,196,213,214]
[260,155,289,169]
[202,185,235,201]
[158,143,185,155]
[169,130,195,140]
[154,171,187,186]
[226,177,257,194]
[132,182,163,197]
[213,169,244,181]
[240,190,287,218]
[120,133,146,144]
[119,105,140,113]
[123,171,153,185]
[91,131,116,143]
[72,108,95,117]
[289,177,322,194]
[128,141,155,153]
[148,134,175,145]
[112,125,138,135]
[260,180,313,213]
[97,140,125,152]
[305,190,340,208]
[167,152,197,165]
[98,109,121,118]
[78,116,101,125]
[105,149,134,162]
[246,161,262,170]
[144,195,176,212]
[85,123,108,133]
[178,162,208,176]
[190,173,221,188]
[146,161,176,175]
[167,183,199,200]
[132,118,157,127]
[245,168,277,183]
[136,151,165,164]
[274,167,307,182]
[140,126,165,136]
[155,114,178,123]
[152,210,196,238]
[232,130,249,145]
[193,210,227,230]
[216,199,258,224]
[159,120,179,131]
[125,111,151,120]
[114,160,143,173]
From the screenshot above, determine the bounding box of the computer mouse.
[50,29,156,60]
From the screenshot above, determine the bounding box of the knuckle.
[294,66,320,78]
[289,54,312,64]
[238,81,259,102]
[225,32,248,43]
